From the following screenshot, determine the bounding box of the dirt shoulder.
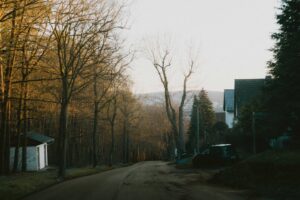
[170,164,257,200]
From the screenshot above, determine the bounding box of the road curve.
[23,161,257,200]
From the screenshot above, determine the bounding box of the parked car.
[192,144,239,168]
[175,153,194,164]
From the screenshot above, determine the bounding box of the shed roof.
[27,131,54,144]
[223,89,234,112]
[11,131,54,147]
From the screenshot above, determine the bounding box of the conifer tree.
[266,0,300,136]
[186,89,215,153]
[186,95,199,153]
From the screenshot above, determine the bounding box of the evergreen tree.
[198,89,215,144]
[266,0,300,136]
[186,95,199,153]
[186,89,215,153]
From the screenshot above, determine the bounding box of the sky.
[123,0,281,94]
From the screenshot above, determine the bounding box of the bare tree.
[90,31,131,167]
[147,43,195,158]
[11,3,50,172]
[0,0,18,175]
[119,88,140,163]
[91,62,118,167]
[106,91,118,167]
[0,0,52,175]
[0,0,43,23]
[47,0,124,178]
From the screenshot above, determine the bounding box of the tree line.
[0,0,172,178]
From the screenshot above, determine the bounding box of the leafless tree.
[91,47,130,167]
[12,1,50,172]
[47,0,124,178]
[106,89,118,167]
[0,0,48,174]
[119,88,140,163]
[147,42,196,158]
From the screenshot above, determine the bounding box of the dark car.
[192,144,239,168]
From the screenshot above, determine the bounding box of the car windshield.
[223,146,234,157]
[209,147,224,157]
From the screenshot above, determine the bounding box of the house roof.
[223,89,234,112]
[234,79,265,117]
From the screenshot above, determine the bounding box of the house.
[223,89,234,128]
[10,131,54,171]
[215,112,225,123]
[234,79,265,118]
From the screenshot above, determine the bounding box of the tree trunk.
[126,126,129,163]
[58,79,68,179]
[1,98,9,174]
[21,81,28,171]
[0,1,17,175]
[5,99,12,173]
[122,119,126,163]
[178,107,186,154]
[13,85,23,172]
[109,122,115,167]
[92,102,99,167]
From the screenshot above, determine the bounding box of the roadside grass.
[210,150,300,199]
[66,165,111,179]
[0,171,57,200]
[0,165,115,200]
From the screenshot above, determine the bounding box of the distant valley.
[136,90,224,117]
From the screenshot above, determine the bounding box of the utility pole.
[252,112,256,154]
[195,102,200,154]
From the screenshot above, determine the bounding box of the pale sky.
[123,0,280,94]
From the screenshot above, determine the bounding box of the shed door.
[37,147,40,170]
[44,145,47,166]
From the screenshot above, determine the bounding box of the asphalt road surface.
[24,161,265,200]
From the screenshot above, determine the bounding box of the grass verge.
[210,150,300,199]
[0,165,121,200]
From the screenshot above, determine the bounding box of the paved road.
[24,161,263,200]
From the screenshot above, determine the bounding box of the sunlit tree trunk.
[21,80,28,171]
[0,0,17,174]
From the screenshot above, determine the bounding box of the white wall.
[43,144,48,167]
[10,146,37,171]
[9,143,48,171]
[225,111,234,128]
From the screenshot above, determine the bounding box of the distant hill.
[136,90,224,117]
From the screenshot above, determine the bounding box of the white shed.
[10,132,54,171]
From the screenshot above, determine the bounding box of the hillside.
[136,90,224,117]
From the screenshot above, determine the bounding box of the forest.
[0,0,173,178]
